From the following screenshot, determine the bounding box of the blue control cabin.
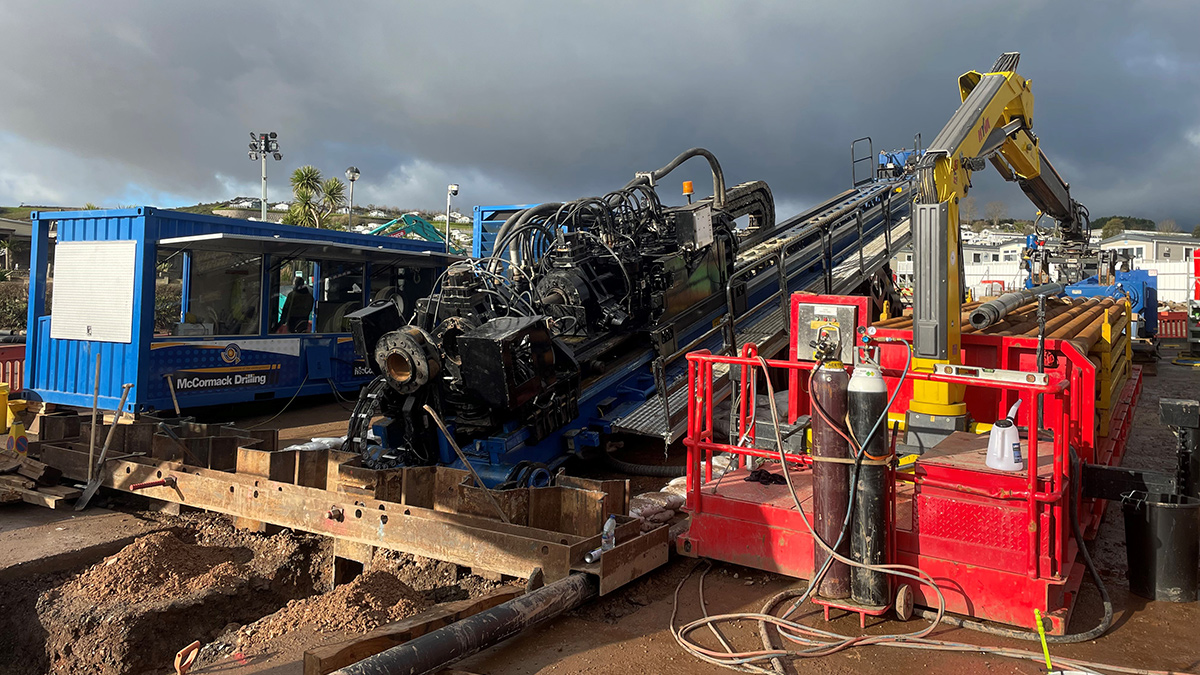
[25,207,454,413]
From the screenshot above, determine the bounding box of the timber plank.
[39,445,585,580]
[17,458,62,486]
[0,481,70,509]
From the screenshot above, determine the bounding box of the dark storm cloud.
[0,1,1196,225]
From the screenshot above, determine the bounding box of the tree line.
[958,196,1197,239]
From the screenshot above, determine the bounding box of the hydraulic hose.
[625,147,726,209]
[603,449,687,477]
[487,202,563,273]
[968,282,1065,329]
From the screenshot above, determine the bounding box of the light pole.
[346,167,360,230]
[248,132,282,221]
[446,183,459,253]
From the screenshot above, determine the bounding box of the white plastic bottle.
[601,514,617,551]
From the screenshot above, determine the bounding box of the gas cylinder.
[812,359,851,599]
[848,363,889,607]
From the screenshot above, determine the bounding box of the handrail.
[725,189,910,348]
[686,342,1075,580]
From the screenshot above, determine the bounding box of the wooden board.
[0,476,75,509]
[17,458,62,486]
[302,587,522,675]
[38,444,586,581]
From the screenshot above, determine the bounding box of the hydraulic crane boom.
[906,51,1089,451]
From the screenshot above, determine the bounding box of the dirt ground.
[0,508,512,675]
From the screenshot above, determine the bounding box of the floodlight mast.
[248,132,281,221]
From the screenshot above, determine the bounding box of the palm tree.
[320,177,347,225]
[285,166,347,228]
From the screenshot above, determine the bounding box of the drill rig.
[343,143,914,485]
[344,149,776,485]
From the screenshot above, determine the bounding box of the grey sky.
[0,1,1196,227]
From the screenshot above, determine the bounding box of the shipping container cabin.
[25,207,455,413]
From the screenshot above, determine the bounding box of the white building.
[1099,231,1196,262]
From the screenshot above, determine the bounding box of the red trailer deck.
[678,293,1141,634]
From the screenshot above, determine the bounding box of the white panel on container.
[50,240,137,343]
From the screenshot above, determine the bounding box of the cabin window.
[269,258,316,334]
[369,264,435,321]
[155,250,185,335]
[185,250,262,336]
[315,261,365,333]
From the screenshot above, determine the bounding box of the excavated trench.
[0,512,509,675]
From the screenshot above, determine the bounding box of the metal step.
[611,364,730,442]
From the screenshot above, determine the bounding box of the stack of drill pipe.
[872,300,983,330]
[967,283,1066,331]
[965,297,1072,335]
[1019,297,1115,338]
[1076,303,1126,352]
[1046,299,1119,341]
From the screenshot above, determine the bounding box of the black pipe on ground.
[331,573,598,675]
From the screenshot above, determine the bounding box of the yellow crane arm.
[905,51,1088,446]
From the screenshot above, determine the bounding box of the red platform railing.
[686,345,1073,581]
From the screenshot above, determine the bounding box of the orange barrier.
[0,344,24,392]
[1160,311,1188,339]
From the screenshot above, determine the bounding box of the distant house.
[965,244,1001,265]
[271,202,290,211]
[366,209,388,218]
[1100,231,1196,261]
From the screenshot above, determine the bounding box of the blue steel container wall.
[473,204,537,259]
[26,206,447,412]
[27,209,149,411]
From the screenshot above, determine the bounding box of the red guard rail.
[686,344,1074,582]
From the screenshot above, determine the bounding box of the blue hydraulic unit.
[25,207,455,413]
[347,148,913,487]
[1023,236,1157,337]
[473,204,539,258]
[1066,269,1158,338]
[878,149,922,179]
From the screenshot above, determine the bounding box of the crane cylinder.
[812,361,851,599]
[848,364,889,607]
